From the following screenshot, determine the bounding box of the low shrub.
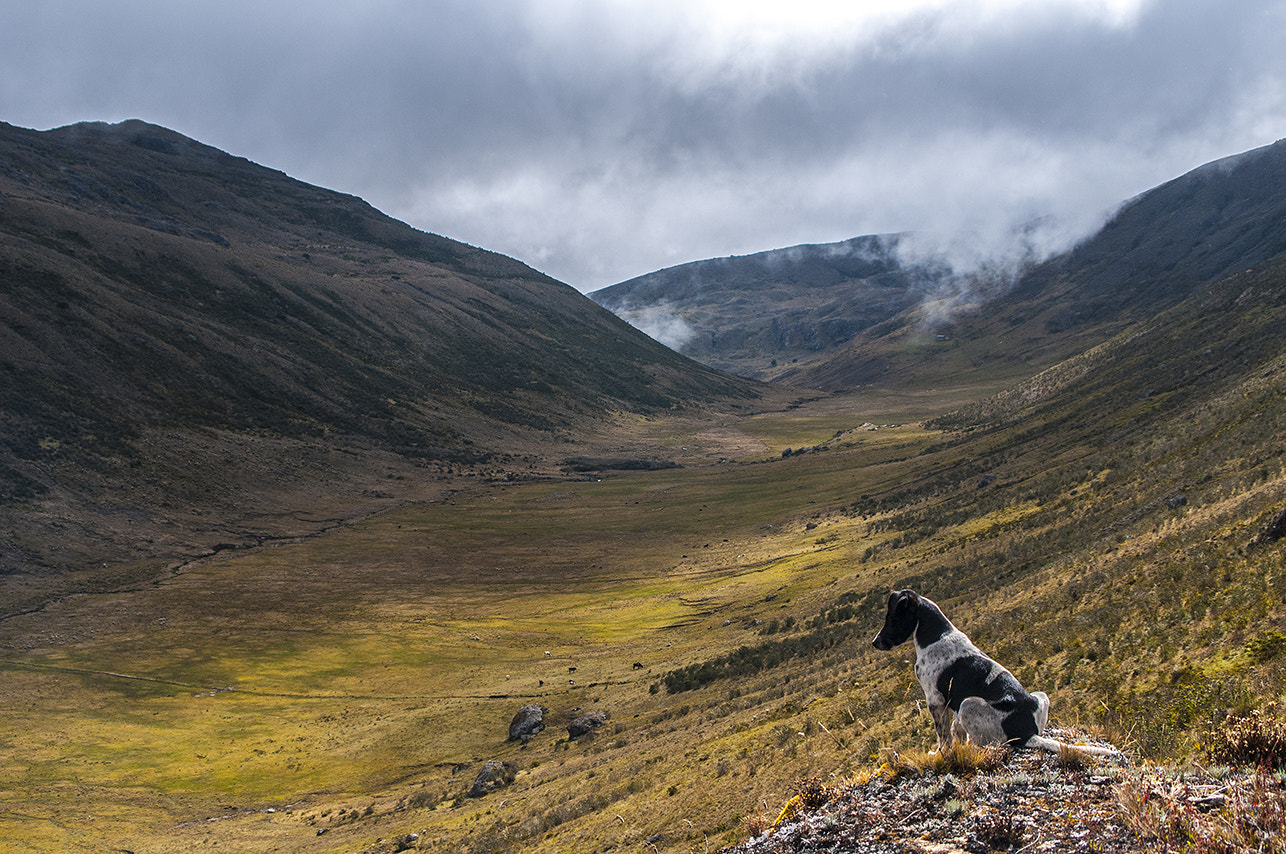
[969,812,1028,851]
[879,741,1007,779]
[1204,705,1286,768]
[1118,769,1286,853]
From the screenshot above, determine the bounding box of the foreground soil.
[719,732,1230,854]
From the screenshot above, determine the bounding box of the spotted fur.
[872,589,1119,758]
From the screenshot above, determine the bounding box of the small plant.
[773,795,804,827]
[880,741,1007,779]
[1204,705,1286,768]
[1055,742,1090,771]
[769,776,837,829]
[743,813,771,838]
[793,775,832,810]
[970,812,1028,850]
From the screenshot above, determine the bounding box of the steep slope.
[1027,139,1286,325]
[596,138,1286,391]
[861,248,1286,752]
[0,120,758,603]
[590,234,928,378]
[793,138,1286,390]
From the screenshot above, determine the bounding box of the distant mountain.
[594,139,1286,390]
[0,120,757,597]
[590,234,929,379]
[798,137,1286,391]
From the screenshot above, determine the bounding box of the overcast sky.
[3,0,1285,291]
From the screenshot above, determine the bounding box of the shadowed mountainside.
[590,234,924,377]
[0,119,758,605]
[3,216,1285,854]
[594,138,1286,391]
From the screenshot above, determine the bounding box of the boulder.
[1253,504,1286,544]
[567,711,609,738]
[508,704,545,742]
[467,760,516,798]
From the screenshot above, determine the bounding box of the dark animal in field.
[872,589,1121,758]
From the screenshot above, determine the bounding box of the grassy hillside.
[795,139,1286,392]
[0,120,759,613]
[2,248,1284,852]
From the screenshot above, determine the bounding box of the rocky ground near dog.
[720,730,1248,854]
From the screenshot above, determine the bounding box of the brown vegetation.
[4,122,1286,854]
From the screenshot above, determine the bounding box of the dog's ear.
[884,591,915,617]
[893,589,919,612]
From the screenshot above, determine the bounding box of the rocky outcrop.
[1253,503,1286,544]
[467,760,516,798]
[508,704,545,742]
[723,731,1142,854]
[567,711,609,738]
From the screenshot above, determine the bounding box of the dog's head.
[872,589,921,650]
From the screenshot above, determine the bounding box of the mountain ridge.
[590,233,925,377]
[593,137,1286,390]
[0,119,761,606]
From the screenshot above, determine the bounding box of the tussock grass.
[1203,704,1286,768]
[878,741,1008,779]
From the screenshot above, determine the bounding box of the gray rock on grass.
[508,704,545,742]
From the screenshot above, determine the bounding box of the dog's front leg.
[929,701,954,749]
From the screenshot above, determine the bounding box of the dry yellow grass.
[3,355,1286,854]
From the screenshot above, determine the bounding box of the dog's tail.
[1026,735,1127,761]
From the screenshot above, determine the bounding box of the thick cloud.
[2,0,1284,290]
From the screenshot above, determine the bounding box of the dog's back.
[933,653,1044,744]
[873,588,1121,759]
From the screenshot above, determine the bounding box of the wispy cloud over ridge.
[610,303,700,352]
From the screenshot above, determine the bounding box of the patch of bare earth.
[722,732,1179,854]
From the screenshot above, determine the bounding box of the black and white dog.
[872,589,1120,757]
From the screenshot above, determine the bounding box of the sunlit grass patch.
[1,442,905,848]
[878,741,1008,779]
